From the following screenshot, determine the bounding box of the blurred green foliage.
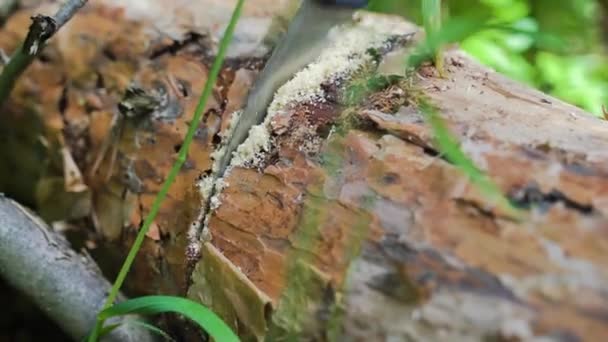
[369,0,608,116]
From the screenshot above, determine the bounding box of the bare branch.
[0,0,88,106]
[0,195,155,341]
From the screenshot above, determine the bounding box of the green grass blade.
[99,296,239,342]
[487,24,564,52]
[97,323,121,338]
[421,0,444,72]
[408,15,487,68]
[87,0,245,340]
[401,3,521,218]
[409,13,564,69]
[422,0,441,39]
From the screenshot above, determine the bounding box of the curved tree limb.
[0,195,155,342]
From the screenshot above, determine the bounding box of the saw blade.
[215,0,367,177]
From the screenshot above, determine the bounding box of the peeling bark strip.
[0,0,87,106]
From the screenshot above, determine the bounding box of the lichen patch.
[229,12,415,169]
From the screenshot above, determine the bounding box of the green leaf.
[367,0,411,16]
[408,14,488,68]
[90,320,175,342]
[481,0,529,21]
[99,296,239,342]
[461,36,536,84]
[536,52,608,115]
[98,323,121,338]
[500,18,537,51]
[427,15,488,47]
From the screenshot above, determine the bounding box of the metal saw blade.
[215,0,366,177]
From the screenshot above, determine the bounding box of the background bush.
[369,0,608,116]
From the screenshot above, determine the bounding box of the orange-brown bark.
[1,1,608,341]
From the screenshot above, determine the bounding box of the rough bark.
[1,1,608,341]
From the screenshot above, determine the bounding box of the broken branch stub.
[0,0,87,106]
[23,14,57,55]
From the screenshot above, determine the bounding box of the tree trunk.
[1,1,608,341]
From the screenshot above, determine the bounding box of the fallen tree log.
[1,0,608,341]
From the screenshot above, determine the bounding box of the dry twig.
[0,0,88,106]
